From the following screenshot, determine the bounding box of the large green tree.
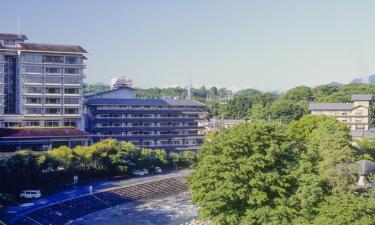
[189,121,298,225]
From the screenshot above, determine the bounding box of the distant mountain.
[328,81,344,86]
[351,74,375,84]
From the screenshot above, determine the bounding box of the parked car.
[132,170,145,176]
[20,190,41,199]
[155,167,162,173]
[142,168,149,175]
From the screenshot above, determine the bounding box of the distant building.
[0,33,87,129]
[309,95,372,131]
[0,127,90,153]
[111,77,133,89]
[203,118,246,131]
[84,86,206,152]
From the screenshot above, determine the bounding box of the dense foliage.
[189,117,375,225]
[0,139,195,201]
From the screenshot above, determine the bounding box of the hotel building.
[0,33,87,129]
[309,94,372,131]
[84,87,206,152]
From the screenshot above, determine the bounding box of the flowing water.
[67,192,198,225]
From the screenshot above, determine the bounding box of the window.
[64,77,80,84]
[26,108,42,114]
[65,56,81,64]
[22,54,42,63]
[45,108,61,114]
[64,68,80,74]
[24,76,42,83]
[64,98,79,104]
[45,67,61,74]
[45,77,61,83]
[45,87,60,94]
[26,98,41,104]
[64,119,77,127]
[26,87,42,93]
[64,108,79,114]
[24,120,40,127]
[45,98,60,104]
[64,88,79,94]
[45,120,60,127]
[23,66,42,74]
[42,55,64,63]
[4,40,15,46]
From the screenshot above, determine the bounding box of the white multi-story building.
[309,94,372,131]
[0,33,87,128]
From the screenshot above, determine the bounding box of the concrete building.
[0,33,87,129]
[309,95,372,131]
[84,87,206,152]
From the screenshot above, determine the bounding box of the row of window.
[96,114,199,118]
[23,119,78,127]
[25,108,80,114]
[22,66,81,75]
[96,105,201,110]
[25,97,80,104]
[26,87,80,94]
[24,76,80,84]
[22,54,83,65]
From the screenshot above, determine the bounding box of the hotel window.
[45,120,60,127]
[23,66,42,74]
[45,87,61,94]
[26,87,42,93]
[26,108,42,114]
[64,68,80,74]
[24,76,42,83]
[65,56,81,64]
[4,40,15,46]
[64,119,77,127]
[64,98,80,104]
[26,98,42,104]
[45,98,60,104]
[64,77,80,84]
[64,88,79,94]
[24,120,40,127]
[22,54,42,63]
[42,55,64,63]
[45,67,61,74]
[45,77,61,84]
[45,108,61,114]
[64,108,79,114]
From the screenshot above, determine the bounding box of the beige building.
[309,95,372,131]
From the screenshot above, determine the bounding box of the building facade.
[0,33,87,129]
[84,87,206,152]
[309,94,372,131]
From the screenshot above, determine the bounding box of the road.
[0,169,192,224]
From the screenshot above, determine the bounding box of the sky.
[1,0,375,91]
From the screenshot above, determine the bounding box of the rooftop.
[0,33,28,40]
[0,128,90,139]
[85,98,205,107]
[309,103,354,111]
[20,43,87,53]
[351,94,373,101]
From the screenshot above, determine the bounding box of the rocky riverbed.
[67,192,199,225]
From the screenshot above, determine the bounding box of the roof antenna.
[17,12,20,35]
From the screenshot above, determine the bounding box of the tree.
[313,194,375,225]
[235,88,261,97]
[281,86,314,102]
[189,121,298,225]
[223,95,252,119]
[269,100,308,123]
[248,104,270,121]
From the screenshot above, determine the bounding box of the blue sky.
[2,0,375,91]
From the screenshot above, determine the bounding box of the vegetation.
[189,117,375,225]
[0,139,195,204]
